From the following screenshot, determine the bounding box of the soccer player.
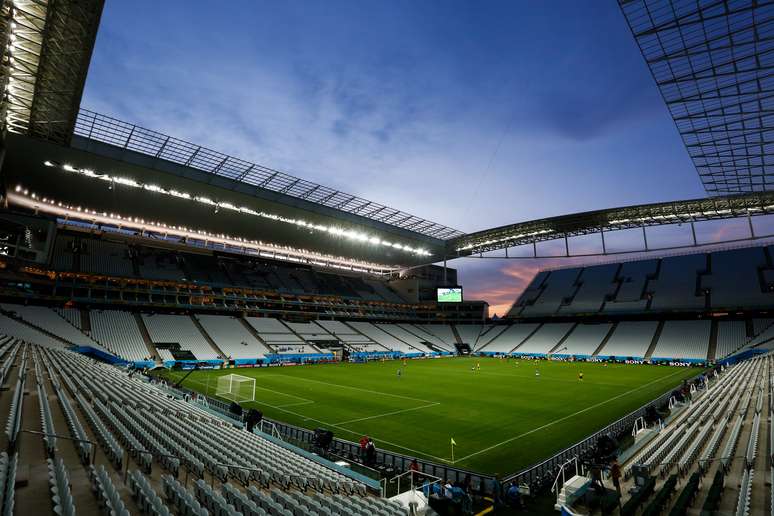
[535,369,540,377]
[397,369,402,379]
[579,371,584,381]
[476,362,481,371]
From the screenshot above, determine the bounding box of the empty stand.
[480,324,540,353]
[515,323,575,355]
[142,313,220,360]
[646,254,707,311]
[704,247,774,309]
[196,315,272,359]
[596,320,659,359]
[557,323,613,357]
[651,320,710,361]
[518,269,579,317]
[604,259,657,313]
[90,310,153,362]
[560,263,618,313]
[716,320,747,360]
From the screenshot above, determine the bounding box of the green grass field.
[157,357,699,476]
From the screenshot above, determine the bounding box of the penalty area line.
[333,402,441,425]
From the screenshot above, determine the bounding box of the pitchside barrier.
[168,368,706,494]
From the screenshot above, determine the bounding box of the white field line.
[253,384,314,403]
[333,402,441,425]
[270,374,437,404]
[276,400,316,408]
[451,369,687,464]
[171,367,688,467]
[176,374,451,463]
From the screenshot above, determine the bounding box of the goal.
[215,374,256,403]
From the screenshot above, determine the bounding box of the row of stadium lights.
[43,161,432,257]
[10,185,397,274]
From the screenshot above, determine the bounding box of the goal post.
[215,373,256,403]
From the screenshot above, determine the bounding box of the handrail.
[21,429,97,465]
[551,457,582,495]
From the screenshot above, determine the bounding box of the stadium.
[0,0,773,514]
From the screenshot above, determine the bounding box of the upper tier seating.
[136,249,185,281]
[509,245,774,317]
[651,320,711,360]
[603,259,657,313]
[703,247,772,309]
[559,264,618,313]
[79,238,134,277]
[142,314,220,360]
[648,254,707,311]
[597,321,659,359]
[518,268,580,317]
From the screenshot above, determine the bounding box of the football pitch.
[157,357,700,476]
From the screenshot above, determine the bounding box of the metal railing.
[73,109,464,240]
[501,369,707,487]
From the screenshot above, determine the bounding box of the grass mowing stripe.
[157,358,700,474]
[168,372,453,462]
[451,368,687,464]
[269,373,438,404]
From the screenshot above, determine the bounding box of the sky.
[82,1,722,316]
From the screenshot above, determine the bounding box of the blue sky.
[82,1,713,315]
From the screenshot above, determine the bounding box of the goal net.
[215,374,256,403]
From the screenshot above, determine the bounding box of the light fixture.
[46,160,432,257]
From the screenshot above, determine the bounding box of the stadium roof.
[6,0,774,270]
[0,0,103,143]
[620,0,774,195]
[449,190,774,256]
[73,110,464,241]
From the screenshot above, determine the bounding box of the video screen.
[437,287,463,303]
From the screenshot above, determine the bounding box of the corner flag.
[450,438,456,446]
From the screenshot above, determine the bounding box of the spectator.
[359,435,368,459]
[409,459,419,473]
[365,438,376,466]
[506,482,521,507]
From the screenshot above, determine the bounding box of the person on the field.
[579,371,584,381]
[476,362,481,371]
[535,369,540,377]
[397,369,402,379]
